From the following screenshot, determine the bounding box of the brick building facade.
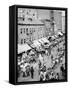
[18,8,45,44]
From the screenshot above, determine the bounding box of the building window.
[23,18,25,21]
[24,28,25,33]
[30,28,31,33]
[27,11,29,15]
[23,15,25,21]
[33,14,35,16]
[28,18,32,21]
[24,39,26,43]
[34,28,35,32]
[20,28,23,34]
[26,28,28,33]
[29,37,31,41]
[32,28,34,33]
[21,39,23,44]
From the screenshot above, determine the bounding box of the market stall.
[58,32,63,36]
[18,44,31,54]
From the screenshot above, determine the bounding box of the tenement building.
[18,8,45,44]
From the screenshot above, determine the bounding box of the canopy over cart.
[18,44,31,54]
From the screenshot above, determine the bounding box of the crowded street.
[17,33,65,82]
[17,8,66,82]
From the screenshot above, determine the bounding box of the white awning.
[41,37,50,43]
[51,36,56,39]
[33,40,41,47]
[54,35,58,38]
[38,39,44,44]
[51,36,55,38]
[58,32,63,36]
[18,44,31,54]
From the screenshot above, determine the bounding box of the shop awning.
[58,32,63,36]
[54,35,58,38]
[51,36,55,39]
[33,40,41,47]
[41,37,50,43]
[38,39,44,44]
[48,36,56,42]
[18,44,31,54]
